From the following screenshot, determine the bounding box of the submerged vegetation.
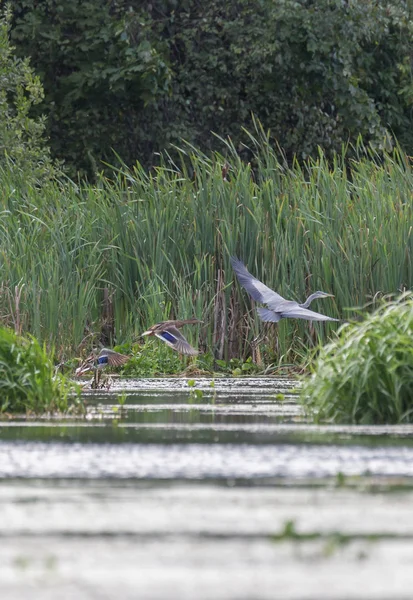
[301,295,413,424]
[0,326,80,414]
[2,134,413,369]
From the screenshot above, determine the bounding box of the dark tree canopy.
[9,0,413,177]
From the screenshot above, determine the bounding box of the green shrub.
[301,295,413,424]
[0,326,80,414]
[117,341,184,377]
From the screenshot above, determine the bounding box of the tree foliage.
[9,0,413,177]
[11,0,171,176]
[0,5,53,180]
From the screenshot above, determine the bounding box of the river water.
[2,377,413,599]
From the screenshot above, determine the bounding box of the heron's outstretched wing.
[280,306,339,322]
[230,257,286,309]
[256,308,282,323]
[155,327,199,355]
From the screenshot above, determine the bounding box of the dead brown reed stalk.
[213,268,226,360]
[8,284,24,335]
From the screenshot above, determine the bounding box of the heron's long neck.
[300,293,320,309]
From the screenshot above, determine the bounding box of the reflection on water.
[2,377,413,454]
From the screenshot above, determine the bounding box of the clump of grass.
[0,326,80,414]
[301,295,413,424]
[119,341,188,376]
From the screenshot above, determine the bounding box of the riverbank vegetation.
[2,4,413,381]
[0,327,80,415]
[2,137,413,371]
[301,296,413,424]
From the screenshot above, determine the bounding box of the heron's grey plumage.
[231,257,339,323]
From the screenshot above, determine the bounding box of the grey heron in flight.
[230,257,339,323]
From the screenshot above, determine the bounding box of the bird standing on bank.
[141,319,201,355]
[230,257,338,323]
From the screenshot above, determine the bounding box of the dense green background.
[9,0,413,178]
[3,2,413,376]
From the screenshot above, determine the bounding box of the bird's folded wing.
[231,257,285,307]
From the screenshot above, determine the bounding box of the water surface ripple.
[2,441,413,480]
[3,377,413,599]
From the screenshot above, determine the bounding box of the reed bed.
[1,137,413,367]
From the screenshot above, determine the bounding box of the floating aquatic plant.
[301,295,413,424]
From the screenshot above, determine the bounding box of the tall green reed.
[1,137,413,366]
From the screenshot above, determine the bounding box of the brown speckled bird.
[75,348,130,376]
[141,319,202,355]
[75,348,130,389]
